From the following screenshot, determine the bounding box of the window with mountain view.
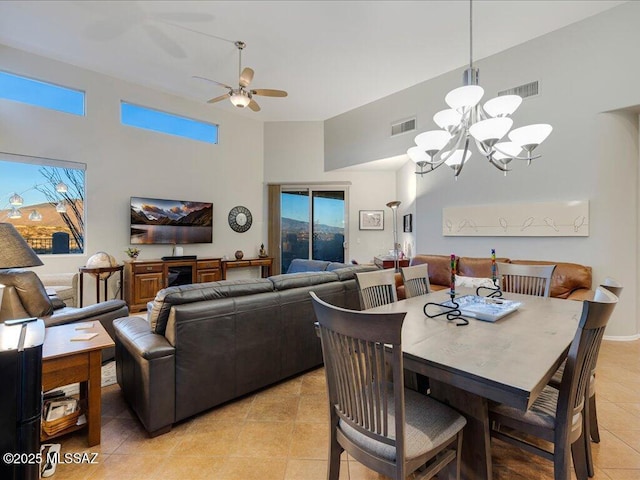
[281,188,346,272]
[0,152,85,254]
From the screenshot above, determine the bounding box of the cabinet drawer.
[198,260,220,270]
[133,263,163,274]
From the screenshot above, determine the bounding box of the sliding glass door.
[281,188,346,273]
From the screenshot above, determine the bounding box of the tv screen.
[130,197,213,244]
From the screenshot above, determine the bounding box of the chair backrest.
[355,269,398,309]
[600,277,623,298]
[496,262,556,297]
[401,264,431,298]
[310,292,408,461]
[556,287,617,441]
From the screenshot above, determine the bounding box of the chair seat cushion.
[339,387,466,462]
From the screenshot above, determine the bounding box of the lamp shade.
[0,223,43,268]
[230,91,251,108]
[469,118,513,147]
[483,95,522,118]
[508,124,553,151]
[407,146,430,165]
[445,85,484,111]
[414,130,452,156]
[493,141,523,161]
[433,109,462,131]
[444,149,472,168]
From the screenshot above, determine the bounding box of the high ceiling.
[0,1,626,122]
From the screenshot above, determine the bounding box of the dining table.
[365,288,583,480]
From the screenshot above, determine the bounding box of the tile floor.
[52,339,639,479]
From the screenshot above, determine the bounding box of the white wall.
[263,121,397,264]
[324,2,640,338]
[0,44,265,298]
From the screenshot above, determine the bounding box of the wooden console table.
[221,257,273,279]
[78,265,124,307]
[42,322,114,446]
[374,256,410,270]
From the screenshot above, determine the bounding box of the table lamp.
[0,223,44,312]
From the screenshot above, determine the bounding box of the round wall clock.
[228,206,252,233]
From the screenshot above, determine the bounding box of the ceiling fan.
[194,41,288,112]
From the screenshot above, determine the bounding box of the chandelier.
[408,0,552,178]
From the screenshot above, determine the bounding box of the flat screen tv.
[130,197,213,244]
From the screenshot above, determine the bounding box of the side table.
[42,322,114,446]
[374,256,410,270]
[79,265,124,307]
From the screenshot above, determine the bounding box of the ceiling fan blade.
[248,99,261,112]
[239,68,254,88]
[207,93,230,104]
[251,89,288,98]
[143,24,187,58]
[85,17,134,41]
[192,76,233,90]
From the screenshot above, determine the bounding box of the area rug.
[55,361,116,397]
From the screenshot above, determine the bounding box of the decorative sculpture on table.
[476,248,503,298]
[423,253,468,326]
[258,244,268,258]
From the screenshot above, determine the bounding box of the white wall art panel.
[442,201,589,237]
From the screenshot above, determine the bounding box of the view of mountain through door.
[281,189,346,273]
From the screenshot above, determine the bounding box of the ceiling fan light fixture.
[230,90,251,108]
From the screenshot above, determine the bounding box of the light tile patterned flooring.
[54,339,639,479]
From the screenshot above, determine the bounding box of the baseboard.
[603,333,640,342]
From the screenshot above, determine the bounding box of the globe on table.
[86,251,118,279]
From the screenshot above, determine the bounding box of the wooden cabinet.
[124,258,221,312]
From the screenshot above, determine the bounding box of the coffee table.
[41,321,114,446]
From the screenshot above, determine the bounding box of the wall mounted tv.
[130,197,213,244]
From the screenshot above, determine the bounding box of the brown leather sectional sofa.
[113,265,375,436]
[396,254,593,300]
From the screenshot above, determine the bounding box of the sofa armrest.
[566,288,595,301]
[395,273,406,300]
[114,317,176,435]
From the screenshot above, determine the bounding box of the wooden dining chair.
[310,292,467,480]
[355,268,398,309]
[489,287,618,480]
[496,262,556,297]
[549,277,623,477]
[401,264,431,298]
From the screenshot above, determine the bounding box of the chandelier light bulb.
[469,118,513,147]
[508,124,553,152]
[445,85,484,112]
[55,181,68,193]
[483,95,522,118]
[28,209,42,222]
[56,201,67,213]
[433,109,462,132]
[8,207,22,219]
[230,91,251,108]
[9,193,23,206]
[414,130,452,158]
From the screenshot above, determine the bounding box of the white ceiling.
[0,1,626,123]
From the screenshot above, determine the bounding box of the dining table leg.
[429,380,493,480]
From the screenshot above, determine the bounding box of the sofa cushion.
[286,259,330,274]
[457,256,511,278]
[149,279,274,335]
[0,269,54,318]
[331,265,378,281]
[510,260,592,299]
[409,255,454,288]
[326,262,350,271]
[269,271,339,291]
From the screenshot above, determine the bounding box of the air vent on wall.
[498,80,539,99]
[391,117,416,137]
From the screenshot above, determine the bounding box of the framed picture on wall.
[403,213,413,233]
[359,210,384,230]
